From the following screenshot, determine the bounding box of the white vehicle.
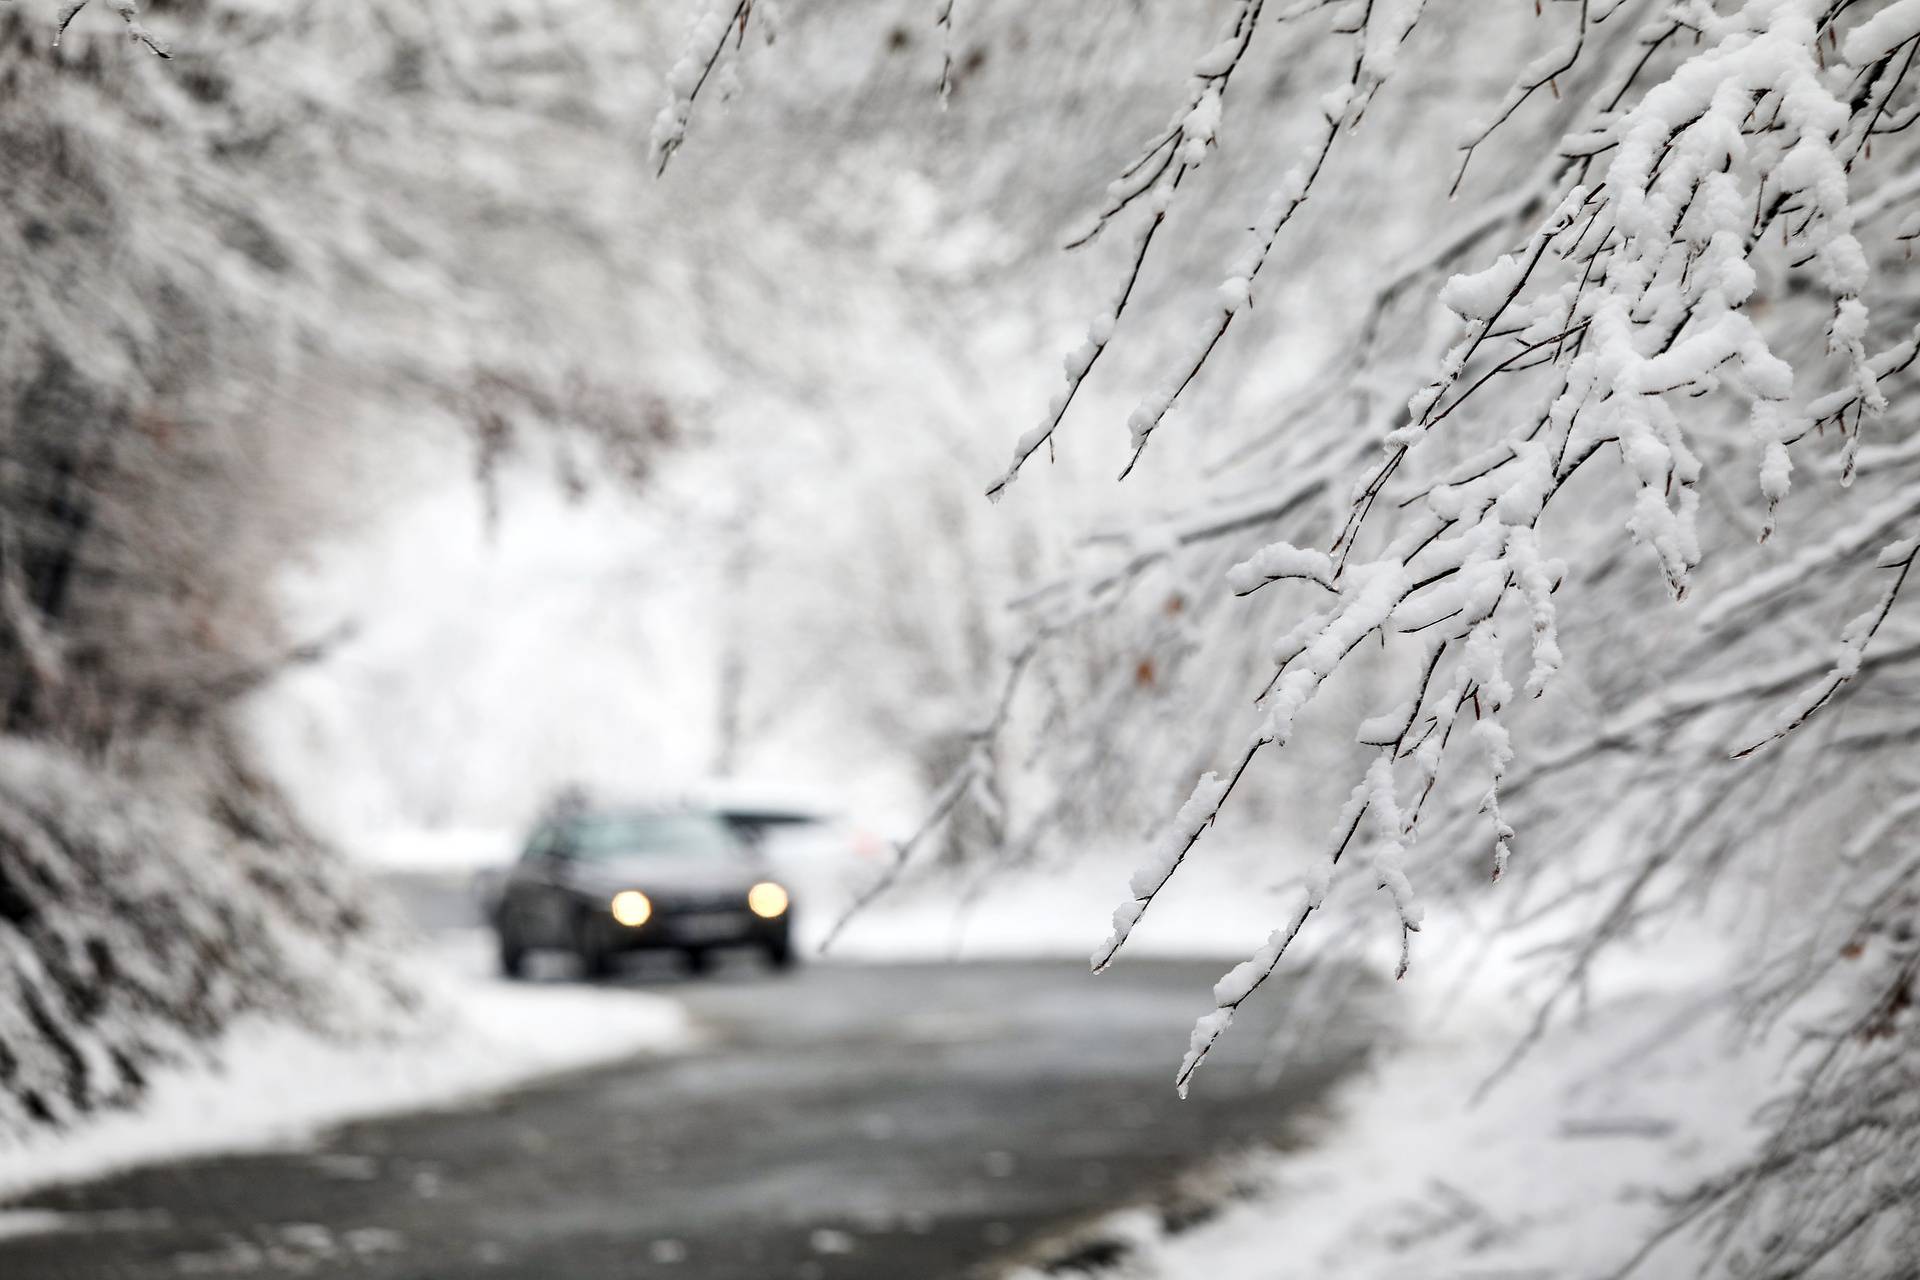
[689,782,891,902]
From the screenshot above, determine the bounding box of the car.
[491,805,794,979]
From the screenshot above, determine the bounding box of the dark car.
[491,807,794,978]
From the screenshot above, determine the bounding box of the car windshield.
[561,812,741,860]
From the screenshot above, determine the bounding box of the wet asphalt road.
[1,886,1371,1280]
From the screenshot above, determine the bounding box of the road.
[2,884,1371,1280]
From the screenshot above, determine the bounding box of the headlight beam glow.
[747,882,789,919]
[610,890,652,927]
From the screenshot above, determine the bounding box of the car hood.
[568,856,766,898]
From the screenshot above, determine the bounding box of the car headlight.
[747,881,789,919]
[610,890,652,927]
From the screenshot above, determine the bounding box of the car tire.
[578,943,616,980]
[498,931,528,980]
[683,946,712,976]
[575,914,616,981]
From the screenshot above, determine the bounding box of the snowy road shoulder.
[1005,935,1776,1280]
[0,934,694,1203]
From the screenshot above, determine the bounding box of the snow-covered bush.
[0,737,411,1140]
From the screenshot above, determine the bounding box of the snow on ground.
[1007,918,1777,1280]
[817,844,1329,963]
[0,933,694,1203]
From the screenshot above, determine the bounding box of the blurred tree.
[0,0,704,1135]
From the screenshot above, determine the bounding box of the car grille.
[659,891,746,913]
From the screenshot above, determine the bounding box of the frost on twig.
[816,758,975,955]
[817,639,1044,953]
[650,0,755,176]
[934,0,956,105]
[985,0,1274,502]
[1732,533,1919,758]
[53,0,170,57]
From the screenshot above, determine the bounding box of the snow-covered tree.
[0,0,412,1136]
[661,0,1920,1271]
[6,0,1915,1267]
[0,0,713,1135]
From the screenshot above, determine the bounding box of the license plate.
[671,912,749,942]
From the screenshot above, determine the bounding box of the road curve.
[1,957,1368,1280]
